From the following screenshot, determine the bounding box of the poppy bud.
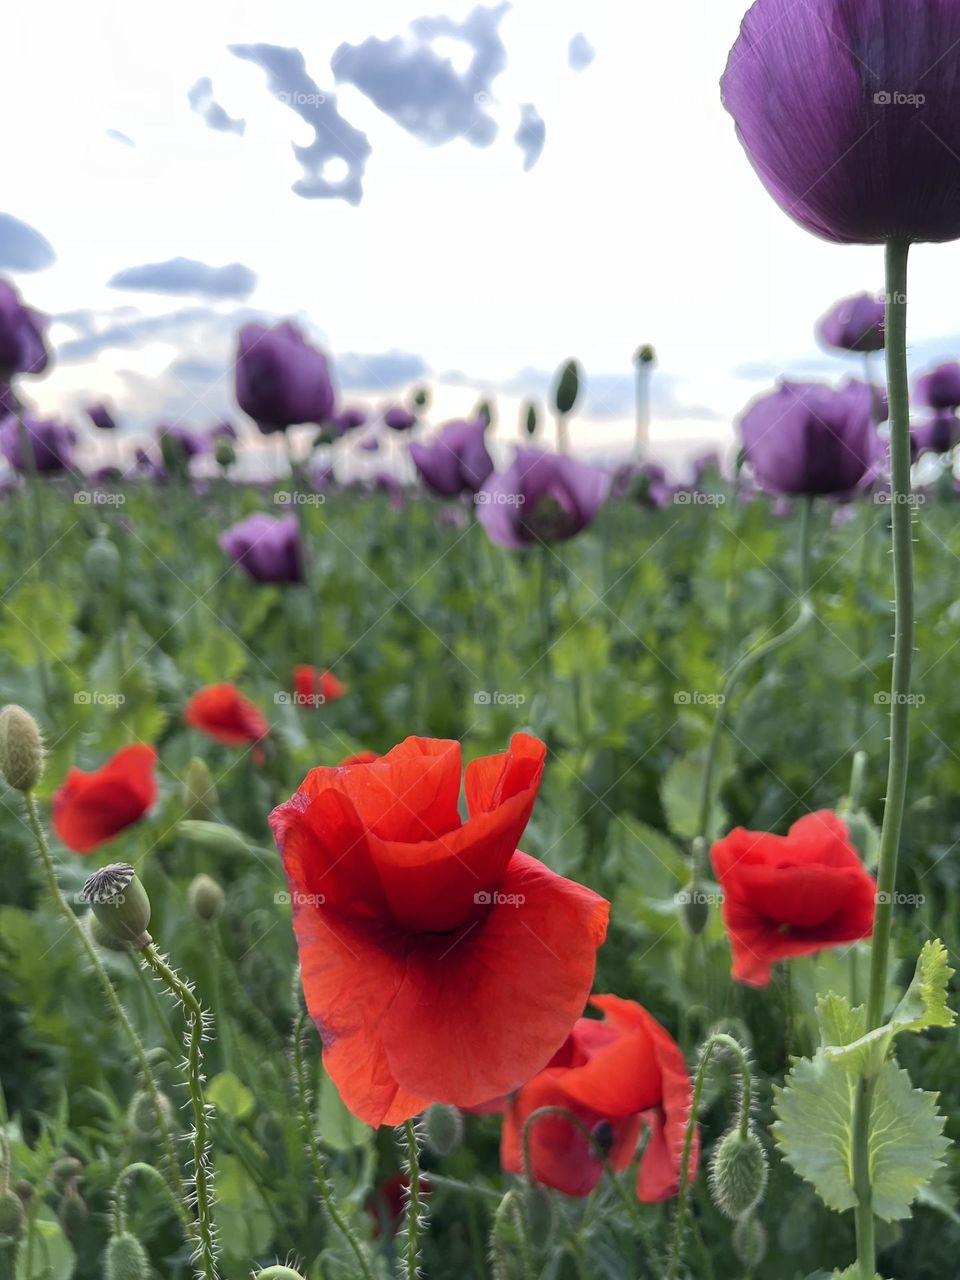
[709,1128,768,1220]
[57,1184,87,1239]
[13,1180,33,1205]
[214,437,236,469]
[188,873,224,924]
[127,1090,175,1140]
[523,1183,553,1248]
[838,809,879,864]
[83,531,121,589]
[732,1214,766,1268]
[413,385,431,409]
[81,864,152,950]
[523,401,539,437]
[678,880,710,936]
[0,1190,25,1242]
[553,359,581,417]
[182,758,218,820]
[177,819,250,857]
[475,399,495,429]
[0,704,44,792]
[104,1231,151,1280]
[50,1157,83,1190]
[634,344,657,367]
[253,1269,306,1279]
[422,1104,463,1158]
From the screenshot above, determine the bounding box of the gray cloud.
[108,258,258,300]
[332,3,509,148]
[336,350,429,391]
[568,33,595,72]
[106,129,135,147]
[231,43,371,204]
[0,213,56,272]
[188,77,246,135]
[54,305,265,363]
[515,104,545,171]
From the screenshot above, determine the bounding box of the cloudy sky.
[6,0,960,471]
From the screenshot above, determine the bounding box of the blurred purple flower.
[210,420,238,440]
[332,407,368,433]
[219,513,303,584]
[383,405,417,432]
[739,380,881,496]
[360,436,381,453]
[0,415,76,474]
[87,403,117,431]
[157,424,207,462]
[912,410,958,456]
[610,461,673,509]
[916,362,960,411]
[476,449,610,549]
[722,0,960,244]
[817,294,886,353]
[235,321,335,435]
[410,418,494,497]
[0,281,49,378]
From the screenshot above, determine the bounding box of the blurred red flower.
[500,995,698,1201]
[53,744,157,854]
[270,733,609,1126]
[710,811,876,986]
[185,683,268,746]
[293,665,347,707]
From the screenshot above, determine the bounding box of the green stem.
[112,1161,185,1236]
[141,945,218,1280]
[852,236,914,1280]
[401,1119,424,1280]
[490,1190,534,1280]
[22,794,191,1231]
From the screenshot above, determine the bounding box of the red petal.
[52,745,157,853]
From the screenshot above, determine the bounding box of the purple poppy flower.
[210,420,238,440]
[0,281,49,378]
[739,380,881,496]
[219,513,303,584]
[817,294,886,353]
[722,1,960,245]
[235,321,335,435]
[332,407,368,433]
[409,418,494,497]
[912,410,958,455]
[87,404,117,431]
[383,405,417,432]
[476,448,610,549]
[610,461,673,509]
[157,424,207,463]
[916,362,960,411]
[0,416,76,474]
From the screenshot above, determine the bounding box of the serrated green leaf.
[774,1053,948,1221]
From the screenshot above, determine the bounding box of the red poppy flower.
[270,733,609,1126]
[293,665,347,708]
[185,683,268,746]
[710,810,876,986]
[53,744,157,854]
[500,995,698,1201]
[340,750,380,766]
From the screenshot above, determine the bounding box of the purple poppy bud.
[916,362,960,411]
[0,281,49,379]
[0,416,76,474]
[235,321,336,434]
[410,418,494,497]
[219,513,303,584]
[817,294,886,353]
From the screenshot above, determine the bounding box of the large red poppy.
[293,666,347,707]
[270,733,609,1126]
[710,810,876,986]
[184,683,268,746]
[53,744,157,854]
[500,995,698,1201]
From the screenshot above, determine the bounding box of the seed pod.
[422,1104,463,1158]
[709,1128,768,1220]
[85,909,134,953]
[82,864,152,949]
[188,874,224,924]
[104,1231,151,1280]
[732,1214,766,1268]
[84,532,121,589]
[0,704,44,792]
[553,359,581,417]
[0,1189,25,1241]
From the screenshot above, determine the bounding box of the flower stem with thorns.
[399,1118,425,1279]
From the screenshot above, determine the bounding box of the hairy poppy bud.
[0,705,44,792]
[50,1157,83,1190]
[188,874,224,924]
[177,819,250,856]
[732,1214,766,1268]
[523,1183,553,1248]
[105,1231,150,1280]
[84,531,121,589]
[553,359,581,417]
[182,758,218,819]
[57,1184,87,1239]
[422,1104,463,1157]
[838,808,879,864]
[81,864,152,949]
[678,880,710,936]
[253,1269,306,1279]
[127,1090,175,1140]
[13,1180,33,1205]
[709,1128,768,1220]
[0,1190,25,1241]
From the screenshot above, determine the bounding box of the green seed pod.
[709,1128,768,1220]
[553,359,581,417]
[127,1089,175,1140]
[0,1189,25,1241]
[83,533,121,589]
[0,704,45,792]
[57,1184,87,1239]
[177,819,250,857]
[523,401,539,437]
[104,1231,151,1280]
[50,1157,83,1190]
[85,909,134,952]
[188,873,225,924]
[253,1269,306,1280]
[82,864,152,949]
[732,1214,766,1268]
[523,1182,553,1249]
[633,344,657,367]
[678,881,710,937]
[422,1104,463,1158]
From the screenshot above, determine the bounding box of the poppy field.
[7,3,960,1280]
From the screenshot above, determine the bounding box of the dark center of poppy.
[591,1119,615,1156]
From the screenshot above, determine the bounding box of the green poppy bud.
[553,359,581,417]
[677,881,710,936]
[50,1157,83,1190]
[422,1104,463,1157]
[81,864,152,950]
[127,1089,175,1140]
[413,385,431,409]
[214,437,236,469]
[634,344,657,367]
[523,1182,553,1248]
[84,532,121,589]
[105,1231,151,1280]
[731,1214,766,1268]
[0,1189,25,1241]
[182,757,218,820]
[57,1184,87,1239]
[13,1180,33,1205]
[838,808,880,863]
[523,401,539,437]
[84,910,135,952]
[709,1128,768,1220]
[253,1269,306,1280]
[475,399,494,429]
[188,873,224,924]
[177,819,250,857]
[0,704,45,792]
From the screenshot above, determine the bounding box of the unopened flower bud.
[105,1231,151,1280]
[523,1183,553,1248]
[188,874,224,924]
[732,1214,766,1268]
[50,1157,83,1191]
[13,1180,33,1205]
[0,705,44,792]
[553,359,581,416]
[214,437,236,469]
[422,1104,463,1158]
[523,401,539,437]
[709,1128,768,1220]
[0,1190,25,1241]
[81,864,152,949]
[679,881,710,936]
[127,1089,175,1140]
[838,808,879,863]
[253,1269,306,1279]
[84,531,121,589]
[413,385,430,409]
[177,819,250,857]
[634,344,657,367]
[57,1184,87,1239]
[182,757,218,819]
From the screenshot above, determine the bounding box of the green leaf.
[212,1153,273,1258]
[15,1212,75,1279]
[207,1071,255,1121]
[0,581,77,666]
[318,1069,373,1152]
[661,754,725,841]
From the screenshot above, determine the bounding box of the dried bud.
[182,757,218,819]
[127,1089,175,1140]
[422,1104,463,1158]
[81,864,152,949]
[188,874,224,924]
[731,1214,766,1268]
[0,705,44,792]
[0,1190,25,1241]
[84,532,121,589]
[709,1128,768,1220]
[105,1231,151,1280]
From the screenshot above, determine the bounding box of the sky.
[6,0,960,474]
